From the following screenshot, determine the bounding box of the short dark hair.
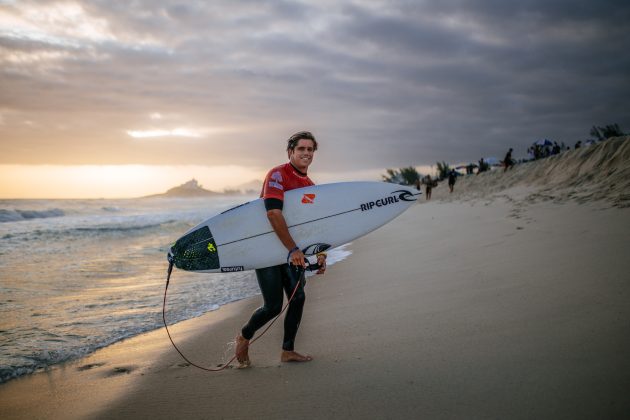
[287,131,318,152]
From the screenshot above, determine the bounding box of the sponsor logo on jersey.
[268,171,284,191]
[269,181,283,190]
[301,193,316,204]
[221,266,244,272]
[360,190,416,211]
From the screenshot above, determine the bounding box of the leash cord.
[162,261,306,372]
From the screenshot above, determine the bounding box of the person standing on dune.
[504,148,515,172]
[448,170,456,193]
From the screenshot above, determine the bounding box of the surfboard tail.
[168,226,220,271]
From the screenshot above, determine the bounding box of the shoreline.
[2,190,629,419]
[0,290,265,419]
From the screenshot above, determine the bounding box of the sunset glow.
[0,165,265,199]
[126,129,203,139]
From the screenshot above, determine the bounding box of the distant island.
[144,178,261,198]
[143,179,217,198]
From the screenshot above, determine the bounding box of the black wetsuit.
[241,162,313,351]
[241,264,305,351]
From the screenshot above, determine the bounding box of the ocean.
[0,196,351,383]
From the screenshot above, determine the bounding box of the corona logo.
[301,193,316,204]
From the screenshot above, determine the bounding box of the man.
[424,174,433,200]
[504,148,514,172]
[448,170,456,193]
[235,131,327,366]
[477,158,487,174]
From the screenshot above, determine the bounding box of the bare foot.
[235,334,250,366]
[281,350,313,363]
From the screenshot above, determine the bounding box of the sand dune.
[435,136,630,207]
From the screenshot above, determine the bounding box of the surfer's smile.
[289,139,315,172]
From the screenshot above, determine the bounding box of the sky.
[1,0,629,198]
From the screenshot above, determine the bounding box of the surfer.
[235,131,327,366]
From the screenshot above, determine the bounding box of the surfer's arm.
[266,209,307,268]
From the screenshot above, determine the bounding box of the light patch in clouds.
[0,1,165,55]
[127,128,203,139]
[3,49,70,64]
[0,2,114,47]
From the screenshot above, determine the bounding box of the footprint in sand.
[105,366,136,376]
[77,362,106,371]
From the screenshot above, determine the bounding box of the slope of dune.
[435,136,630,207]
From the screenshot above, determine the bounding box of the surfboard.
[168,182,421,273]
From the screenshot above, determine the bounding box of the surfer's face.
[289,139,315,172]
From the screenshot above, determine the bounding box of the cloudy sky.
[1,0,629,197]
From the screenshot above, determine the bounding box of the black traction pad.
[170,226,220,271]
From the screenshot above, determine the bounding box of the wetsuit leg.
[281,264,306,351]
[241,265,284,340]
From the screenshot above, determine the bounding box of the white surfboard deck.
[168,181,421,273]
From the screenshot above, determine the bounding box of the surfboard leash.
[162,260,316,372]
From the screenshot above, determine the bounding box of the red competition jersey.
[261,162,314,201]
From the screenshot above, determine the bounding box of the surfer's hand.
[289,248,306,268]
[316,254,326,274]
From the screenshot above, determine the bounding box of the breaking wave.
[0,208,65,223]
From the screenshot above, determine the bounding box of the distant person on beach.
[552,142,561,155]
[477,158,487,174]
[448,170,456,193]
[503,148,514,172]
[235,131,326,366]
[424,175,433,200]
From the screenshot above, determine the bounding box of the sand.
[1,137,629,419]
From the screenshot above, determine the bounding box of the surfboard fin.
[302,243,331,256]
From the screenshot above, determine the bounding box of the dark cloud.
[1,0,629,172]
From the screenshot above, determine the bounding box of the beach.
[1,137,629,419]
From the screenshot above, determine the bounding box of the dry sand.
[1,137,629,419]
